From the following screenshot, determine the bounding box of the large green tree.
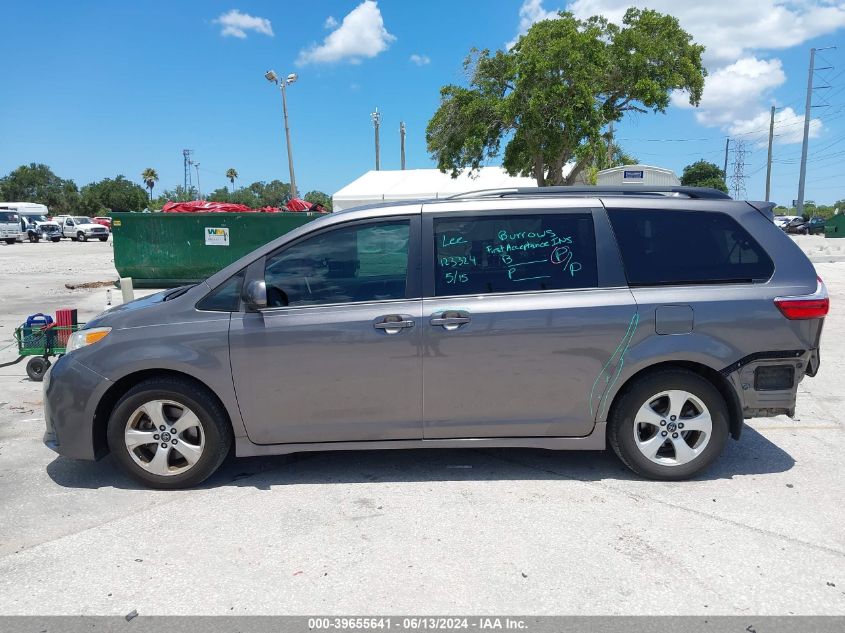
[81,175,149,213]
[426,8,705,186]
[303,190,332,211]
[680,159,728,193]
[0,163,80,214]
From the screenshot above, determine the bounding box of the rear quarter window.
[607,209,774,286]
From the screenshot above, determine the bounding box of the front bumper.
[43,354,113,460]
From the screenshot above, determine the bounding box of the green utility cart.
[112,211,321,287]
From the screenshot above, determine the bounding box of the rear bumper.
[43,354,112,460]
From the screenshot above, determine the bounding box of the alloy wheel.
[124,399,205,476]
[632,390,712,466]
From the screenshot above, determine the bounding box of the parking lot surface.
[0,237,843,615]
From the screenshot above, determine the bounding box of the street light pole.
[265,70,299,199]
[194,162,201,200]
[280,80,298,198]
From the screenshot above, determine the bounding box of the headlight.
[66,327,111,353]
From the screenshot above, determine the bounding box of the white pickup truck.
[54,215,110,242]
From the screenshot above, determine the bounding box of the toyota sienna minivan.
[43,186,828,488]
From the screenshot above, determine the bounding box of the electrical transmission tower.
[182,149,194,197]
[730,140,747,200]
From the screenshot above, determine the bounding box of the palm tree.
[141,168,159,201]
[226,168,238,193]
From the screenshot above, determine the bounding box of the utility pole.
[723,138,730,177]
[797,46,836,216]
[371,108,381,170]
[606,121,614,167]
[400,121,406,170]
[765,106,776,202]
[796,48,816,216]
[194,162,201,200]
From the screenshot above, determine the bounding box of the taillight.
[775,298,829,320]
[775,277,829,320]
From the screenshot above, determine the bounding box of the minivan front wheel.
[608,370,729,480]
[107,377,232,489]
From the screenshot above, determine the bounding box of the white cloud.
[324,16,338,29]
[568,0,845,63]
[297,1,395,65]
[409,54,431,66]
[672,57,786,126]
[507,0,560,49]
[729,106,822,146]
[213,9,274,39]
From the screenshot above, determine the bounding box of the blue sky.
[2,1,844,205]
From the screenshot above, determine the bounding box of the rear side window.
[607,209,774,286]
[433,213,597,297]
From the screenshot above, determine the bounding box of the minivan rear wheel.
[107,377,232,489]
[608,370,729,480]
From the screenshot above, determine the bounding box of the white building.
[596,164,680,186]
[333,167,552,212]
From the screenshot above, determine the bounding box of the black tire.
[4,239,15,245]
[107,377,232,489]
[608,369,730,480]
[28,233,40,243]
[78,232,87,242]
[98,235,108,242]
[51,237,60,242]
[26,357,51,381]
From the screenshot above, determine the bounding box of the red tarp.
[161,199,322,213]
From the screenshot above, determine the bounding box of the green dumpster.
[824,215,845,238]
[112,211,321,287]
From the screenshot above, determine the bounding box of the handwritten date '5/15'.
[444,271,469,284]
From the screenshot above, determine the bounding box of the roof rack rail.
[448,185,732,201]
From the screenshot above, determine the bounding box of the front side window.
[197,271,245,312]
[433,213,598,297]
[607,209,774,286]
[264,220,410,308]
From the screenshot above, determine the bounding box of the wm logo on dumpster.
[205,227,230,246]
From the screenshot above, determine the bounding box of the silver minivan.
[43,186,828,488]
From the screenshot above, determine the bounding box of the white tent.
[332,167,552,211]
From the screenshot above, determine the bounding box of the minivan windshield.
[73,216,93,224]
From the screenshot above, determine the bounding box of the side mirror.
[244,280,267,310]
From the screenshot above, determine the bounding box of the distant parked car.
[92,216,112,229]
[791,216,826,235]
[784,217,807,234]
[774,215,800,229]
[54,215,110,242]
[19,213,62,242]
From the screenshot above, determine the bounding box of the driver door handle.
[373,315,415,334]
